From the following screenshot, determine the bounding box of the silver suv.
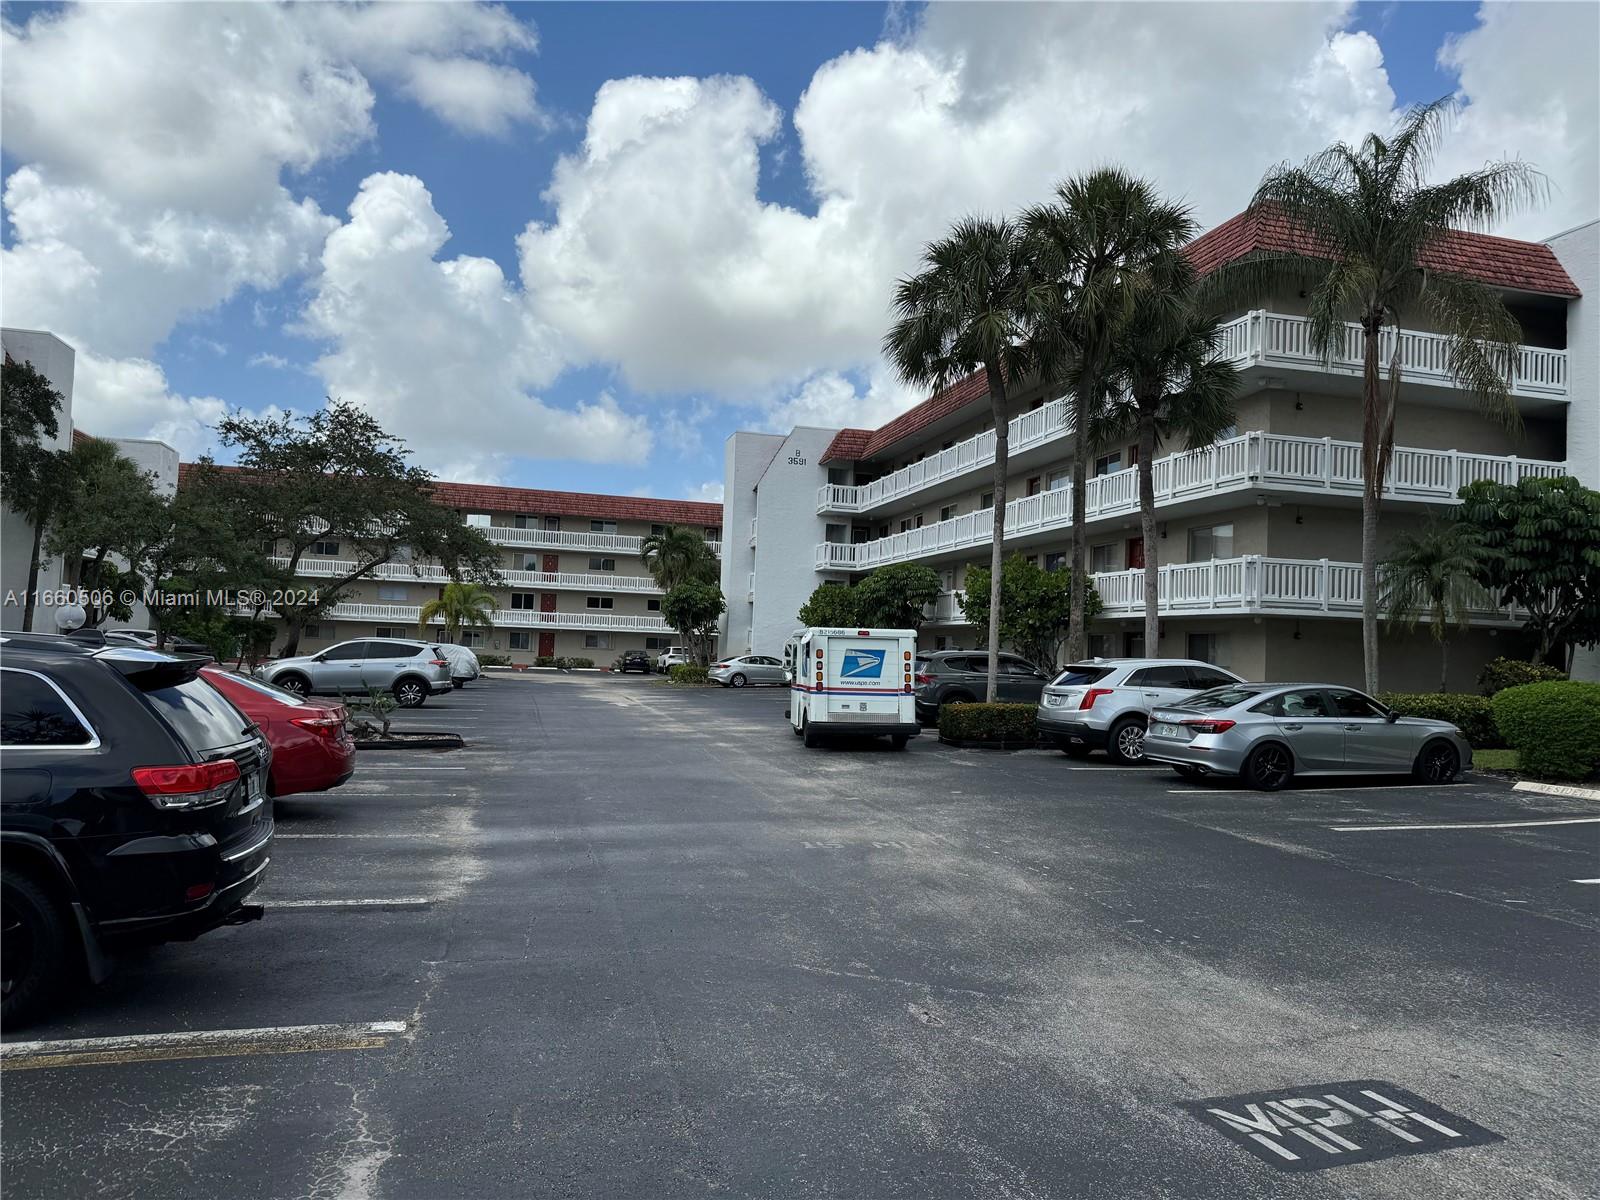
[256,638,453,707]
[1035,658,1243,763]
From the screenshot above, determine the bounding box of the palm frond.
[1421,273,1525,430]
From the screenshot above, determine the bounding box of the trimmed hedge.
[1478,657,1565,696]
[1491,680,1600,781]
[938,702,1037,746]
[476,653,511,667]
[667,664,712,686]
[1378,692,1502,749]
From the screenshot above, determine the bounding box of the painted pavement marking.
[1330,816,1600,833]
[1181,1080,1501,1172]
[1,1021,408,1071]
[275,833,443,840]
[263,898,434,910]
[1513,780,1600,802]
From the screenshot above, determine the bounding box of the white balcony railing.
[813,431,1565,571]
[923,559,1521,625]
[816,309,1569,516]
[320,602,673,633]
[482,526,721,558]
[275,558,662,594]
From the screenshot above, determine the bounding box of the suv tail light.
[1182,718,1237,734]
[1080,687,1115,710]
[132,759,240,809]
[915,673,934,686]
[430,658,450,667]
[291,713,347,740]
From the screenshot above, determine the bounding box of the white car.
[656,647,691,673]
[438,643,481,687]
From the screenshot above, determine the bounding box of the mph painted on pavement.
[1181,1080,1503,1171]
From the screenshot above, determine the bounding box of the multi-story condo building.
[192,476,723,664]
[723,213,1597,692]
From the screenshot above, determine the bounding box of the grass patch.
[1472,749,1518,771]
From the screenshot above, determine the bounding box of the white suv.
[656,647,691,673]
[1035,658,1244,763]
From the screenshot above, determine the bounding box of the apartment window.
[1026,554,1038,567]
[877,524,890,538]
[1047,468,1069,492]
[509,631,531,651]
[544,516,561,531]
[585,634,612,650]
[1087,634,1110,658]
[1090,543,1118,573]
[1094,451,1123,477]
[1187,632,1219,663]
[374,626,400,638]
[934,635,951,650]
[259,539,277,555]
[899,519,912,533]
[827,468,850,486]
[521,554,542,571]
[981,491,994,509]
[915,514,924,529]
[515,515,532,529]
[940,505,957,522]
[465,513,490,528]
[377,584,408,602]
[647,598,662,612]
[585,596,614,610]
[460,631,486,648]
[1188,523,1235,561]
[645,636,670,650]
[651,523,667,536]
[313,540,340,557]
[589,556,616,571]
[1026,476,1042,496]
[510,592,539,609]
[1123,632,1146,658]
[1044,552,1066,572]
[591,520,617,534]
[706,527,720,539]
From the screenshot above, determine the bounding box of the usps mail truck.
[785,627,920,749]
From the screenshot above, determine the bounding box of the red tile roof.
[72,429,95,447]
[177,463,722,526]
[1185,208,1580,297]
[819,428,872,464]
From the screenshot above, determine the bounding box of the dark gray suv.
[913,651,1051,723]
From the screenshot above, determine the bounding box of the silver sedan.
[1145,682,1473,791]
[709,654,787,688]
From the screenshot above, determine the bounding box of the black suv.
[1,633,274,1027]
[913,650,1052,723]
[618,649,652,674]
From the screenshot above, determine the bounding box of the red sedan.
[201,666,356,798]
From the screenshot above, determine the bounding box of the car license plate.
[245,770,266,808]
[1154,723,1178,738]
[1046,695,1065,708]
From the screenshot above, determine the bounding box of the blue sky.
[5,1,1590,504]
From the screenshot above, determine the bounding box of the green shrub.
[668,664,711,686]
[476,653,511,667]
[937,702,1037,745]
[1477,657,1565,695]
[1490,680,1600,781]
[1378,693,1502,749]
[567,657,594,669]
[534,655,556,667]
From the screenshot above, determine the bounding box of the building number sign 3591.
[1181,1080,1502,1172]
[787,455,808,466]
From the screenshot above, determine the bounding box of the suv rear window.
[1052,664,1114,686]
[144,678,253,751]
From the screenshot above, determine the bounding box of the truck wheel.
[890,734,910,750]
[802,719,821,748]
[1107,718,1147,764]
[1,871,71,1030]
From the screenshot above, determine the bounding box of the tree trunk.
[1439,636,1449,694]
[1359,322,1383,693]
[1066,374,1093,663]
[1138,409,1159,656]
[280,608,306,658]
[984,364,1010,704]
[22,515,47,632]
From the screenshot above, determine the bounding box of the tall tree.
[418,581,500,642]
[797,582,861,629]
[1,357,66,631]
[208,401,502,655]
[959,555,1102,674]
[1023,170,1196,663]
[661,580,725,667]
[1205,98,1544,690]
[1380,521,1486,692]
[45,438,167,626]
[640,526,718,591]
[1099,259,1241,654]
[884,216,1042,703]
[853,563,942,630]
[136,481,272,650]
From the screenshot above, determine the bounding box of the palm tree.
[640,526,717,592]
[1099,260,1242,655]
[417,581,499,642]
[1023,170,1197,662]
[1204,98,1544,691]
[884,216,1041,703]
[1380,522,1485,692]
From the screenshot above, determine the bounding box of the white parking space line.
[264,898,434,909]
[356,766,467,771]
[276,833,443,840]
[1330,817,1600,833]
[1,1020,408,1071]
[1571,878,1600,884]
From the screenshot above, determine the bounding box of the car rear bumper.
[429,678,454,693]
[94,818,274,945]
[813,721,921,738]
[272,738,357,798]
[1034,713,1109,748]
[1142,737,1246,774]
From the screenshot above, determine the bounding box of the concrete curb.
[1512,780,1600,803]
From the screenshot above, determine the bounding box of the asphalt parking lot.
[3,673,1597,1199]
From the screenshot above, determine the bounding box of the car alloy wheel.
[278,674,309,695]
[730,673,747,688]
[1245,743,1293,791]
[1110,720,1146,764]
[1,873,68,1028]
[395,680,426,708]
[1416,741,1460,784]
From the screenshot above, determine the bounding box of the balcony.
[924,558,1521,626]
[276,558,662,593]
[319,602,673,633]
[482,526,721,557]
[813,431,1565,571]
[816,309,1568,516]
